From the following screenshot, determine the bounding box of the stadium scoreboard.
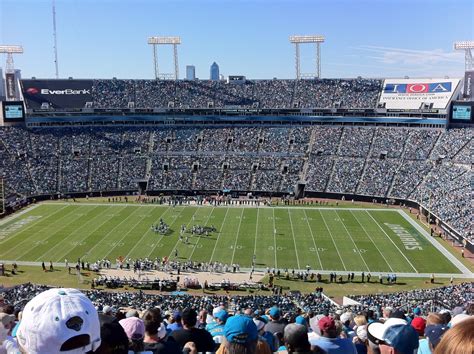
[1,101,25,123]
[448,101,474,126]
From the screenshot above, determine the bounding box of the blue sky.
[1,0,472,79]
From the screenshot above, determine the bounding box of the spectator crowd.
[88,78,382,110]
[0,282,472,353]
[1,124,472,241]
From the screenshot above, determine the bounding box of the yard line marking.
[36,206,109,261]
[287,209,301,270]
[145,206,180,259]
[188,207,216,260]
[319,210,347,271]
[0,205,70,253]
[303,209,323,269]
[366,210,418,273]
[253,208,259,263]
[53,206,129,262]
[209,208,230,263]
[167,207,201,259]
[350,210,393,272]
[334,210,370,272]
[12,206,96,260]
[103,206,157,259]
[83,206,145,259]
[272,208,278,268]
[230,208,245,265]
[126,206,172,259]
[0,204,40,227]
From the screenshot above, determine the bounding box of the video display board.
[21,79,93,109]
[2,101,25,122]
[449,101,474,125]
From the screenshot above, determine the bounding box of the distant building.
[210,62,219,81]
[186,65,196,80]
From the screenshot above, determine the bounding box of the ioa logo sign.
[26,87,90,95]
[384,82,452,94]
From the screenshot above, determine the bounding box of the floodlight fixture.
[0,45,24,73]
[454,40,474,72]
[0,45,24,54]
[289,35,325,79]
[147,36,181,80]
[289,35,325,43]
[148,36,181,45]
[454,41,474,50]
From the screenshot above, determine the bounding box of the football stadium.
[0,1,473,353]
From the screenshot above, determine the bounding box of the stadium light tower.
[289,35,325,79]
[147,36,181,80]
[454,41,474,72]
[0,45,23,74]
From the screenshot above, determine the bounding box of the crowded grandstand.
[1,33,473,354]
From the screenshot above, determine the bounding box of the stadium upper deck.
[16,77,462,118]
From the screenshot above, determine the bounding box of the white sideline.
[0,260,472,279]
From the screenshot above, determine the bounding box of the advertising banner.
[21,79,93,109]
[5,73,16,100]
[379,78,460,110]
[464,71,474,100]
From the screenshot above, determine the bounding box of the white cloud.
[353,45,464,66]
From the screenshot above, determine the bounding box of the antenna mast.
[52,0,59,78]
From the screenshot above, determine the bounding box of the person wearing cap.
[310,315,357,353]
[353,325,368,354]
[254,316,277,353]
[167,310,183,332]
[119,316,146,353]
[411,317,426,338]
[142,308,181,354]
[170,308,215,353]
[417,324,449,354]
[99,305,117,325]
[16,288,101,354]
[367,317,419,354]
[206,309,228,342]
[264,307,287,342]
[340,312,355,339]
[216,314,259,354]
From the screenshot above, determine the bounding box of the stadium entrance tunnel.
[294,182,306,199]
[137,180,149,194]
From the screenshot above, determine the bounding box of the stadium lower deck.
[0,201,471,278]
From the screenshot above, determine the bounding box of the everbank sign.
[379,78,460,110]
[26,87,91,95]
[21,79,93,109]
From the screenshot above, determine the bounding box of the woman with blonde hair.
[434,317,474,354]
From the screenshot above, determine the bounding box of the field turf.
[0,203,465,274]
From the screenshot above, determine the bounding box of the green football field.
[0,203,467,275]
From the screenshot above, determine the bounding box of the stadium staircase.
[326,129,345,192]
[145,132,155,179]
[355,129,376,194]
[300,128,317,182]
[427,131,443,160]
[24,159,38,195]
[387,135,410,197]
[117,158,123,189]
